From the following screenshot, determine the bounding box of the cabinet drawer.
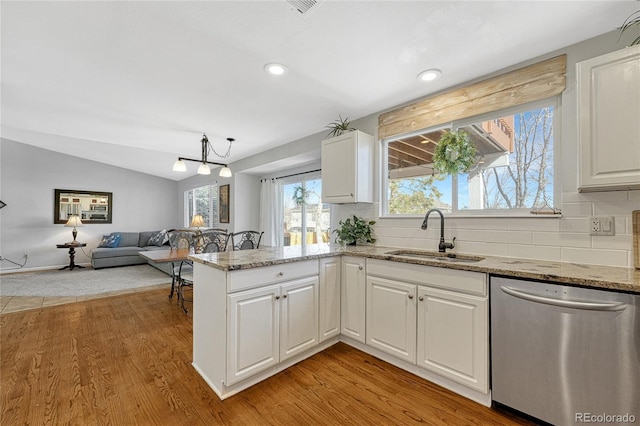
[366,259,486,296]
[228,260,319,292]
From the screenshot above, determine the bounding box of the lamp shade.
[219,166,232,177]
[197,163,211,175]
[65,215,84,228]
[190,214,205,228]
[173,159,187,172]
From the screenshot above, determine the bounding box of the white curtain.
[259,179,283,247]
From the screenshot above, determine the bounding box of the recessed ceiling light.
[265,63,288,76]
[417,69,442,82]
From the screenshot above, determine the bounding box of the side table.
[56,242,87,271]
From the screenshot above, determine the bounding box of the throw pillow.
[98,233,121,248]
[148,229,168,246]
[97,235,111,248]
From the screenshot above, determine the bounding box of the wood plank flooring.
[1,288,532,425]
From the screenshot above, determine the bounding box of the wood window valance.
[378,55,566,140]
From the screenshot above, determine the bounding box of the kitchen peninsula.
[189,244,640,403]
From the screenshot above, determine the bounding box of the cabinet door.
[319,257,341,342]
[417,286,488,392]
[280,276,319,361]
[321,132,356,203]
[366,276,416,363]
[578,44,640,191]
[321,130,374,203]
[227,285,280,385]
[341,256,366,343]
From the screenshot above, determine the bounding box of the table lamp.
[65,215,84,243]
[190,214,205,228]
[191,214,206,253]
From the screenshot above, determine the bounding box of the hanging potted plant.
[433,129,477,175]
[332,215,376,246]
[325,114,356,138]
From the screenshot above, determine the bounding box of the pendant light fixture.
[172,134,234,177]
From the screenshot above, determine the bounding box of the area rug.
[0,264,171,297]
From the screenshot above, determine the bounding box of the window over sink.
[382,98,559,217]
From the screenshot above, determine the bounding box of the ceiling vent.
[287,0,324,16]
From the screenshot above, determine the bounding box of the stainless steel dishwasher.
[491,276,640,425]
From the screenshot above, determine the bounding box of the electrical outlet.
[590,216,615,236]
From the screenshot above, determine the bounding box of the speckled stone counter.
[190,244,640,294]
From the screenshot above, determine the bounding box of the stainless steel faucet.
[421,208,456,253]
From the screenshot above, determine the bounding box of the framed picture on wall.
[219,184,230,224]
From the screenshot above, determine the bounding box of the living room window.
[185,184,219,227]
[282,175,330,248]
[383,98,559,216]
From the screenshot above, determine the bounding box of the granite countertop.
[190,244,640,294]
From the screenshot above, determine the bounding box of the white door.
[280,276,319,361]
[366,276,416,363]
[341,257,366,343]
[417,286,488,392]
[319,257,341,342]
[227,285,280,385]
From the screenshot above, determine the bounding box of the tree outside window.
[283,178,330,247]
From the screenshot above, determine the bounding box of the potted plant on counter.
[333,215,376,246]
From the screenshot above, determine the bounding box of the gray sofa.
[91,231,172,275]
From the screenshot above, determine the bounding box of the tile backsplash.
[333,190,639,268]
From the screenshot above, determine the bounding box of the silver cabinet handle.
[408,294,414,299]
[418,296,424,301]
[500,286,627,311]
[274,295,280,300]
[358,265,363,270]
[277,272,284,276]
[283,294,288,299]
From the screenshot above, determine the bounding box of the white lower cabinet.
[227,284,280,385]
[194,255,489,403]
[280,277,319,361]
[365,259,489,394]
[366,276,416,363]
[417,286,488,392]
[341,256,366,343]
[319,257,341,342]
[226,275,319,386]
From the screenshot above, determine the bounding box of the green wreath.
[433,130,477,175]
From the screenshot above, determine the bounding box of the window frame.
[381,97,561,218]
[280,172,331,249]
[183,183,219,228]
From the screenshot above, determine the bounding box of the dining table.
[139,248,191,300]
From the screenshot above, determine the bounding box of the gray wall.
[0,138,179,271]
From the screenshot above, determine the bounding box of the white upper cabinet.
[577,45,640,192]
[321,130,374,203]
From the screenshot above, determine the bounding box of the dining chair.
[230,230,264,250]
[168,230,196,312]
[177,230,228,314]
[200,230,229,253]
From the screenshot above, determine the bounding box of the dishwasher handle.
[500,286,627,311]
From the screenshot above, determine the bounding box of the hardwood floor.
[1,288,532,425]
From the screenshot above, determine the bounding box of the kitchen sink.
[385,250,484,263]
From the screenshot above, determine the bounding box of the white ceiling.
[1,1,636,180]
